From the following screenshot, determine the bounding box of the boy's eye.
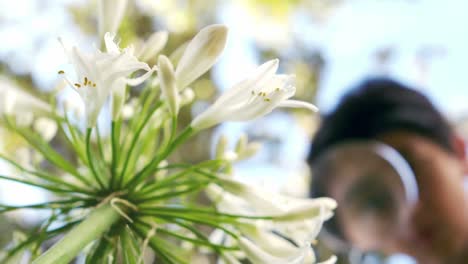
[357,190,396,214]
[346,175,398,216]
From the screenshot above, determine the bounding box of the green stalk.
[117,102,162,188]
[125,126,193,189]
[110,121,119,189]
[86,128,106,190]
[32,204,121,264]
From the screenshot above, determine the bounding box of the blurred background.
[0,0,467,263]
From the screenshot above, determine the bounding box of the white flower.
[239,224,305,259]
[60,33,153,127]
[33,117,58,142]
[98,0,127,38]
[190,59,318,131]
[0,76,50,118]
[238,237,307,264]
[219,253,243,264]
[317,256,337,264]
[218,178,336,218]
[175,24,228,89]
[206,179,336,248]
[137,31,169,62]
[158,55,180,116]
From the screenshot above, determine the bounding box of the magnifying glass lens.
[313,142,418,244]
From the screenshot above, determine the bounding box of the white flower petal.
[104,32,121,54]
[238,237,306,264]
[278,100,319,112]
[212,59,279,107]
[241,226,301,258]
[317,255,337,264]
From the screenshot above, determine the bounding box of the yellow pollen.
[275,87,280,92]
[58,70,65,74]
[251,91,255,95]
[264,98,271,102]
[92,83,96,87]
[74,83,81,88]
[84,77,88,86]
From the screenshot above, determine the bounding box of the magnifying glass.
[311,141,419,255]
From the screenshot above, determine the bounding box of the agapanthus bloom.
[60,33,153,127]
[190,59,318,131]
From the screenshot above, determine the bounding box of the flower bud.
[158,55,180,116]
[235,133,248,154]
[175,24,228,89]
[215,135,228,159]
[138,31,169,62]
[98,0,127,38]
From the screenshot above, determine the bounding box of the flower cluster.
[0,1,335,263]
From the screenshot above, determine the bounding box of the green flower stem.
[157,228,239,251]
[0,198,94,213]
[59,116,87,164]
[122,88,157,149]
[0,153,95,194]
[0,175,84,195]
[141,212,239,239]
[132,221,190,264]
[95,124,106,164]
[5,116,92,187]
[138,206,273,221]
[109,120,120,189]
[86,128,106,190]
[32,203,121,264]
[117,101,162,189]
[125,126,194,190]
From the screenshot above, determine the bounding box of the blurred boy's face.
[328,131,468,263]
